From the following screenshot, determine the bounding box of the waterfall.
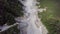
[16,0,48,34]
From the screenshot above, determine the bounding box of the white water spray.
[16,0,48,34]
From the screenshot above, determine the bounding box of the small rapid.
[16,0,48,34]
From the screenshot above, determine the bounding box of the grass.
[38,0,60,34]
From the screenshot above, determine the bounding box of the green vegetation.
[0,0,23,26]
[0,0,23,34]
[38,12,60,34]
[38,0,60,34]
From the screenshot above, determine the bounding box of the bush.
[0,0,23,34]
[0,0,23,25]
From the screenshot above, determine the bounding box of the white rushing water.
[15,0,48,34]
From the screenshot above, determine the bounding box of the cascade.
[16,0,48,34]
